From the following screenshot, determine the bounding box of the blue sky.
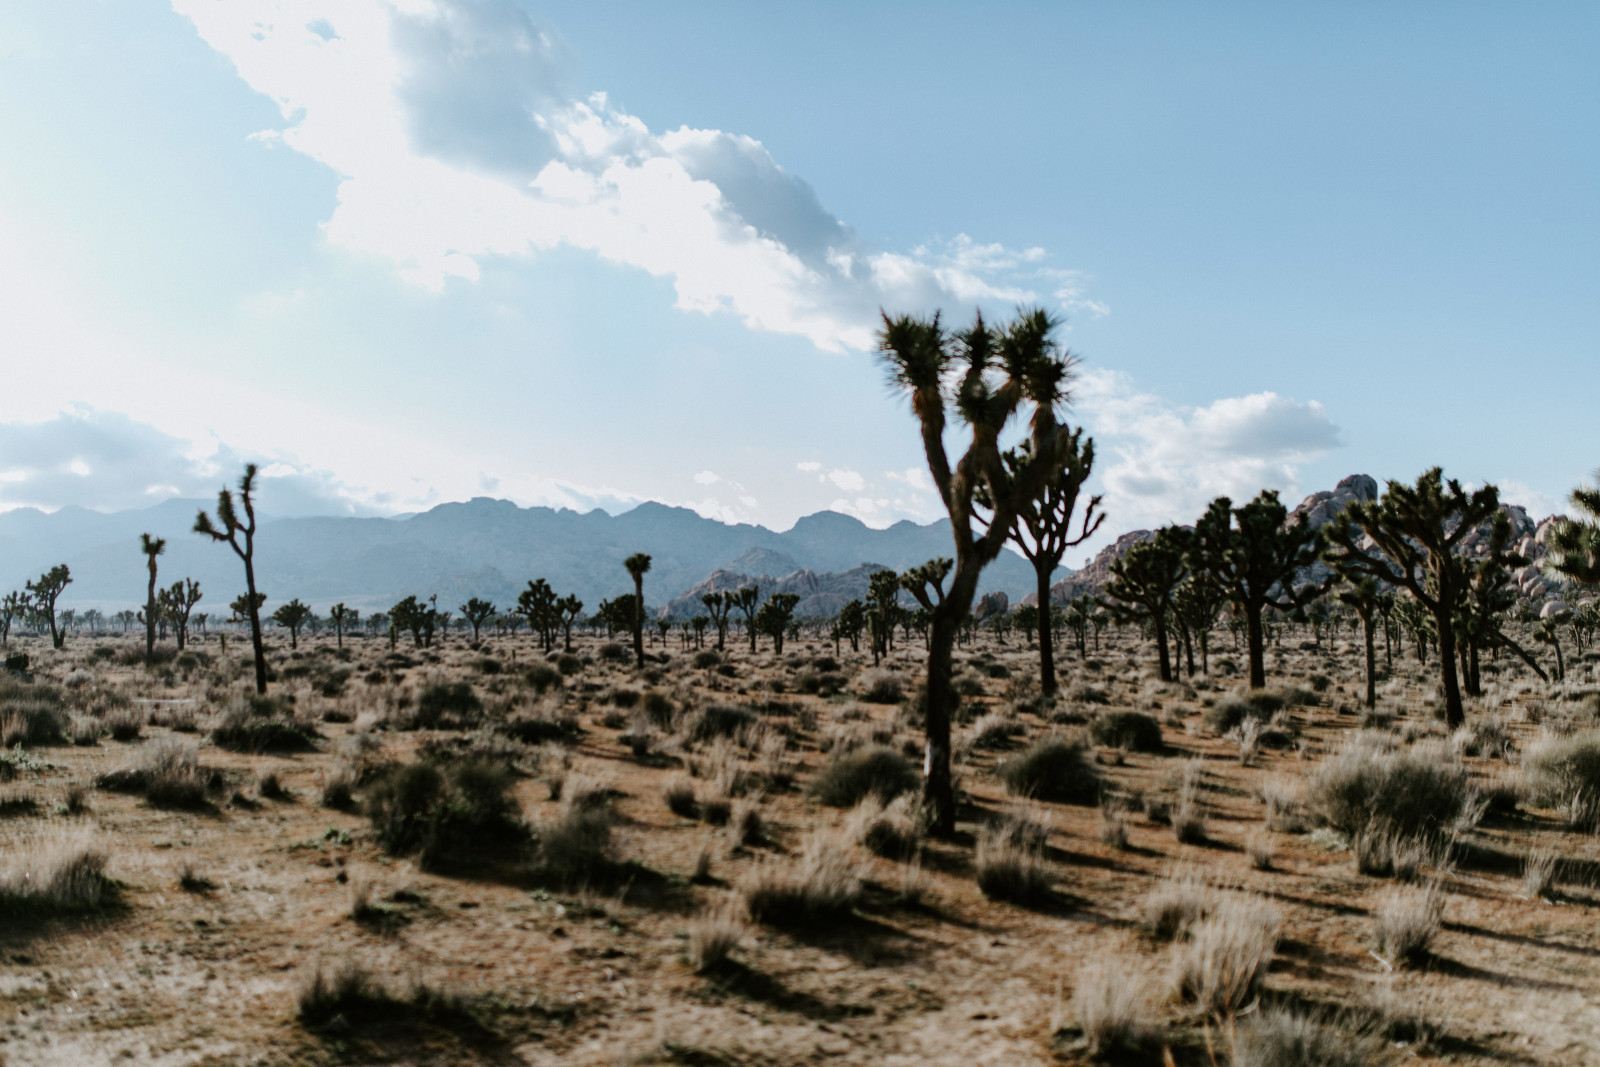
[0,1,1594,566]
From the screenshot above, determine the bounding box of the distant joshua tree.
[878,307,1089,833]
[700,591,733,651]
[328,603,353,648]
[195,464,269,694]
[756,593,801,654]
[1190,491,1321,690]
[1321,468,1515,727]
[161,578,202,650]
[1546,470,1600,590]
[558,595,583,651]
[26,565,72,650]
[272,599,312,649]
[730,585,760,654]
[624,553,652,668]
[1103,527,1190,682]
[460,597,497,644]
[139,533,166,661]
[1335,578,1382,709]
[999,427,1103,695]
[0,591,27,647]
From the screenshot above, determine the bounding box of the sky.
[0,1,1594,567]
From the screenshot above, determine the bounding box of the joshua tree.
[26,565,72,650]
[272,598,312,649]
[756,593,801,654]
[1335,578,1381,709]
[701,591,733,651]
[1103,528,1190,682]
[460,597,497,644]
[878,307,1087,833]
[1172,575,1226,677]
[834,599,865,654]
[999,428,1103,695]
[139,533,166,660]
[1193,490,1322,690]
[195,464,269,694]
[1322,468,1514,728]
[731,585,761,654]
[518,580,560,651]
[328,603,351,648]
[1535,614,1567,681]
[624,553,651,668]
[866,569,901,664]
[390,595,435,647]
[1545,470,1600,589]
[162,578,202,650]
[558,595,583,651]
[0,592,26,647]
[690,614,708,648]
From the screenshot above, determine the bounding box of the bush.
[365,757,525,870]
[1374,881,1443,967]
[682,704,754,744]
[812,745,919,808]
[845,794,920,858]
[553,652,581,676]
[296,958,472,1032]
[0,828,114,917]
[1524,728,1600,830]
[996,735,1100,804]
[501,706,582,745]
[524,664,561,693]
[975,827,1053,904]
[97,737,214,808]
[1233,1010,1380,1067]
[1142,869,1214,941]
[1306,736,1471,841]
[860,672,905,704]
[692,650,722,670]
[687,904,747,973]
[1088,710,1163,752]
[1072,962,1154,1059]
[598,642,629,663]
[0,700,68,747]
[742,831,864,926]
[410,681,483,729]
[969,711,1022,749]
[211,698,319,753]
[1172,895,1281,1018]
[664,778,698,819]
[536,800,616,882]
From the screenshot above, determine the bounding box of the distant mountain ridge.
[0,497,1065,616]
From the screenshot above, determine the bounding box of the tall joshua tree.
[879,307,1085,834]
[460,598,497,644]
[139,533,166,661]
[329,603,351,648]
[624,553,651,668]
[1193,490,1322,691]
[195,464,269,694]
[1102,527,1190,682]
[1545,470,1600,590]
[1322,468,1511,728]
[26,566,72,649]
[999,429,1103,696]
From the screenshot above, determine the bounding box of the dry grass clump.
[296,956,473,1031]
[968,711,1022,749]
[104,708,145,742]
[211,696,319,753]
[0,827,114,917]
[686,902,748,973]
[97,737,214,809]
[727,798,764,847]
[1256,774,1306,832]
[1098,801,1131,850]
[1070,960,1155,1057]
[974,823,1053,905]
[996,733,1100,804]
[1142,868,1214,941]
[1374,880,1444,967]
[1523,728,1600,830]
[536,787,618,882]
[811,744,919,808]
[741,830,864,926]
[859,671,905,704]
[68,715,101,746]
[845,794,920,858]
[1246,828,1274,871]
[1171,894,1281,1018]
[0,698,68,747]
[1306,735,1471,843]
[681,703,755,744]
[365,757,527,871]
[664,777,699,819]
[319,762,356,809]
[1522,846,1558,900]
[1232,1009,1381,1067]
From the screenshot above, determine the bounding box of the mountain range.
[0,497,1063,618]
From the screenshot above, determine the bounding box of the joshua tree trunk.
[1431,607,1465,727]
[1245,608,1266,690]
[244,560,266,694]
[1035,567,1057,696]
[146,573,159,661]
[1154,612,1173,683]
[1362,615,1376,709]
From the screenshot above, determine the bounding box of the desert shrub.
[1069,683,1108,705]
[1204,697,1263,735]
[728,799,764,847]
[860,672,905,704]
[682,703,755,744]
[0,828,114,917]
[68,715,100,746]
[536,801,616,882]
[211,698,319,753]
[846,794,920,858]
[365,757,525,870]
[97,737,214,808]
[1306,736,1471,841]
[296,957,471,1031]
[664,778,699,819]
[1171,895,1281,1018]
[1247,829,1274,871]
[1233,1010,1379,1067]
[1523,728,1600,830]
[103,709,144,742]
[741,831,864,926]
[983,661,1012,680]
[691,650,721,670]
[501,706,582,745]
[996,734,1100,804]
[524,664,561,693]
[1143,869,1214,941]
[969,711,1022,749]
[321,762,356,809]
[641,690,675,728]
[701,797,732,826]
[1072,961,1154,1059]
[410,681,482,729]
[687,904,747,973]
[0,700,68,747]
[608,688,641,709]
[812,745,919,808]
[810,655,839,672]
[1374,881,1443,967]
[1088,710,1163,752]
[975,825,1053,904]
[550,653,579,676]
[598,642,629,663]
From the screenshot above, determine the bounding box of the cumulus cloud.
[174,0,1099,350]
[0,407,372,516]
[1076,369,1342,536]
[826,468,866,492]
[795,461,822,472]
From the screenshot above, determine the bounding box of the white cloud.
[795,461,822,473]
[692,470,721,485]
[827,468,865,492]
[1076,368,1341,538]
[173,0,1100,351]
